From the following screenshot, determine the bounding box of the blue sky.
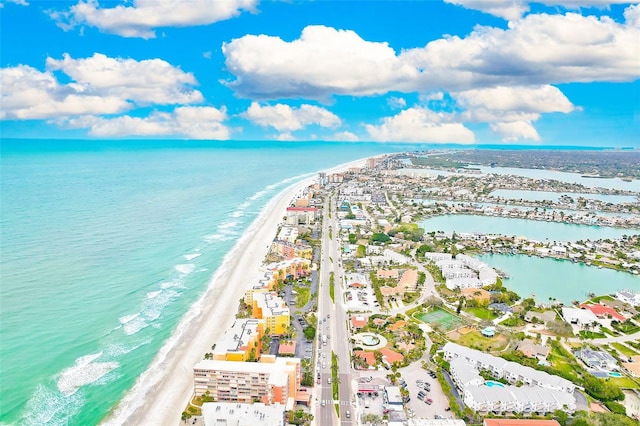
[1,0,638,146]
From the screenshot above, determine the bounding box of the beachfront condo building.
[249,292,290,336]
[244,258,311,303]
[201,402,286,426]
[193,356,301,410]
[213,318,264,362]
[270,240,313,260]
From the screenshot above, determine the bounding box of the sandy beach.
[102,158,367,425]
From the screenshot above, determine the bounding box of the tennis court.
[415,307,463,331]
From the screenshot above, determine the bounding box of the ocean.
[0,139,416,425]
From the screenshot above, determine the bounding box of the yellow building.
[213,318,264,362]
[251,292,290,336]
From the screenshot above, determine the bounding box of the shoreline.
[101,157,368,425]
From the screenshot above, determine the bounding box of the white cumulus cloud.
[1,65,130,119]
[454,84,575,124]
[63,106,229,139]
[444,0,530,21]
[223,25,417,99]
[331,131,359,142]
[625,3,640,27]
[46,53,202,105]
[1,53,202,120]
[444,0,634,20]
[365,107,476,143]
[490,120,541,141]
[242,102,341,132]
[52,0,257,38]
[223,15,639,100]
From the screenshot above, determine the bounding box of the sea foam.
[174,263,195,275]
[57,353,119,396]
[183,253,202,261]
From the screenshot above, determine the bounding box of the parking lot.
[344,287,378,311]
[399,362,453,420]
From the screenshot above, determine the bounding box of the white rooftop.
[202,402,285,426]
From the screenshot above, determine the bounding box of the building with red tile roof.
[399,269,418,291]
[278,341,296,356]
[580,303,625,321]
[351,315,368,330]
[380,348,404,364]
[354,350,376,367]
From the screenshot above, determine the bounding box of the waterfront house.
[616,290,640,307]
[579,303,625,321]
[489,303,513,314]
[524,311,556,324]
[561,307,599,327]
[462,288,491,303]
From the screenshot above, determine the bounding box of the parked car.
[425,398,433,405]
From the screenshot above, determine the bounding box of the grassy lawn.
[465,306,498,321]
[579,330,606,339]
[546,344,581,382]
[329,272,335,303]
[613,321,640,335]
[611,342,639,357]
[294,286,310,308]
[589,295,614,303]
[600,326,620,337]
[608,376,640,389]
[453,331,508,352]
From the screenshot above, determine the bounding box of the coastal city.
[180,153,640,426]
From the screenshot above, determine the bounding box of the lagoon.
[419,214,639,242]
[398,167,640,192]
[477,254,640,305]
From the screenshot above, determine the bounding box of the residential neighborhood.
[183,154,639,426]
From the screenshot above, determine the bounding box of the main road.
[314,190,355,425]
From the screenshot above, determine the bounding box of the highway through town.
[315,191,355,425]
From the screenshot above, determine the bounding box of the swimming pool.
[485,380,505,388]
[609,372,622,378]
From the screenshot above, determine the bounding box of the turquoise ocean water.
[0,140,414,425]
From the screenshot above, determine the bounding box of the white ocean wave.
[118,313,140,324]
[21,383,83,426]
[142,289,179,321]
[57,353,119,396]
[123,317,149,336]
[146,290,162,299]
[218,220,238,230]
[183,253,202,261]
[174,263,195,275]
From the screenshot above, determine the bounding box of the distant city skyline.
[1,0,638,146]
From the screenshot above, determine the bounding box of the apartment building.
[193,356,301,410]
[250,292,290,335]
[445,342,576,415]
[213,318,264,362]
[201,402,286,426]
[270,240,313,260]
[443,343,575,393]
